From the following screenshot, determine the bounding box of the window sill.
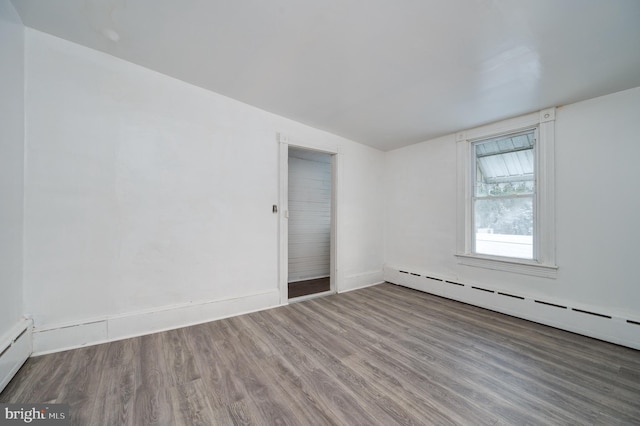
[455,253,558,279]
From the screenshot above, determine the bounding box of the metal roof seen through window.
[475,130,535,183]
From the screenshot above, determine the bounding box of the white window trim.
[455,108,557,278]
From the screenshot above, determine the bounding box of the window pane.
[474,130,535,197]
[474,197,533,259]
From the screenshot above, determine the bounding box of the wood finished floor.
[288,277,330,299]
[2,283,639,425]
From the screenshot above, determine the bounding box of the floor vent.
[472,286,494,293]
[572,308,612,319]
[498,292,524,300]
[535,300,567,309]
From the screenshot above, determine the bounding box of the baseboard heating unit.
[0,318,33,393]
[384,266,640,350]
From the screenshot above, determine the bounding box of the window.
[456,109,557,278]
[473,129,535,259]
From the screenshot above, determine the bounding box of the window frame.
[455,108,557,278]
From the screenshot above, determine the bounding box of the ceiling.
[11,0,640,151]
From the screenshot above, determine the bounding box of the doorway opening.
[281,145,336,302]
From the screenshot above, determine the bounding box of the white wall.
[0,0,24,343]
[23,29,385,353]
[288,150,331,282]
[385,87,640,323]
[339,140,386,291]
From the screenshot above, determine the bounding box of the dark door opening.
[287,147,332,300]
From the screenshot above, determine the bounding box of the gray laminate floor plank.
[274,298,505,424]
[374,286,639,417]
[358,287,630,421]
[1,283,639,425]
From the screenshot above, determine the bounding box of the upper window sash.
[472,128,536,198]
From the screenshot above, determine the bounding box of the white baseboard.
[32,290,281,355]
[340,270,384,293]
[0,318,33,393]
[384,265,640,350]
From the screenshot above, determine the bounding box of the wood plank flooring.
[288,277,330,299]
[2,283,639,425]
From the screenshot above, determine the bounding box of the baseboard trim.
[339,281,385,294]
[384,265,640,350]
[32,290,281,355]
[0,319,33,393]
[340,270,384,293]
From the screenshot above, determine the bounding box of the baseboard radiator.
[384,266,640,350]
[0,319,33,393]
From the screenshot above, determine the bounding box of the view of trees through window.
[472,130,535,259]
